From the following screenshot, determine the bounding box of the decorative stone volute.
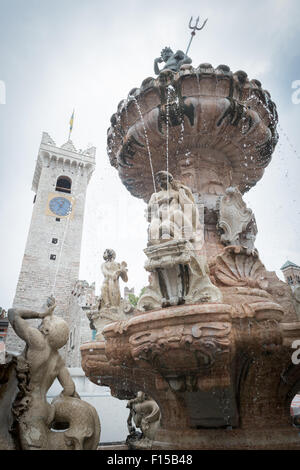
[217,187,257,249]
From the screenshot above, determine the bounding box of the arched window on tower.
[55,176,72,194]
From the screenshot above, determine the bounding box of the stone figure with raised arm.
[8,296,100,450]
[100,248,128,308]
[88,249,134,340]
[154,47,192,75]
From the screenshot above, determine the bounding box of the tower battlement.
[32,132,96,192]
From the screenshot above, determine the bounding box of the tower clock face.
[49,196,72,216]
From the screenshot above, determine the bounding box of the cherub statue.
[8,296,100,450]
[100,249,128,309]
[88,250,134,340]
[154,47,192,75]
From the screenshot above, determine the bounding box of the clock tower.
[6,132,96,355]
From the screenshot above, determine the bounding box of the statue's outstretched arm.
[57,364,77,397]
[8,305,54,345]
[119,262,128,283]
[120,271,128,283]
[143,401,161,424]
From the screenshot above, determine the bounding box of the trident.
[186,16,208,55]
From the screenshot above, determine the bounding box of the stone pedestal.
[138,240,222,311]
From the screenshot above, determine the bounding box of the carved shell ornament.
[212,246,268,290]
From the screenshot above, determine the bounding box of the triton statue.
[8,296,100,450]
[153,16,207,75]
[154,47,192,75]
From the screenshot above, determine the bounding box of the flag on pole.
[68,109,74,140]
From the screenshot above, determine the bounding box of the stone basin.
[81,302,300,449]
[107,64,278,202]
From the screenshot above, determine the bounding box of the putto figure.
[88,249,133,340]
[8,296,100,450]
[154,47,192,75]
[100,248,128,308]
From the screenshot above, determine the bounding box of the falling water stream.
[166,86,171,194]
[278,123,300,160]
[129,94,156,193]
[124,99,130,133]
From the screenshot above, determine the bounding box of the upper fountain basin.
[107,63,278,202]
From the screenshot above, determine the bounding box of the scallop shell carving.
[212,246,268,289]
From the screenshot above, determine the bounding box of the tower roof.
[280,260,300,270]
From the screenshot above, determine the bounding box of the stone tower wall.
[6,133,95,357]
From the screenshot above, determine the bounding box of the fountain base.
[81,301,300,450]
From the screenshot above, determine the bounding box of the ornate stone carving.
[8,297,100,450]
[209,246,287,321]
[147,171,202,246]
[82,296,300,448]
[185,251,223,304]
[211,245,268,290]
[217,187,257,249]
[128,318,231,370]
[137,273,161,312]
[127,391,161,446]
[138,172,222,310]
[89,249,134,339]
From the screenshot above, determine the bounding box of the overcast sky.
[0,0,299,310]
